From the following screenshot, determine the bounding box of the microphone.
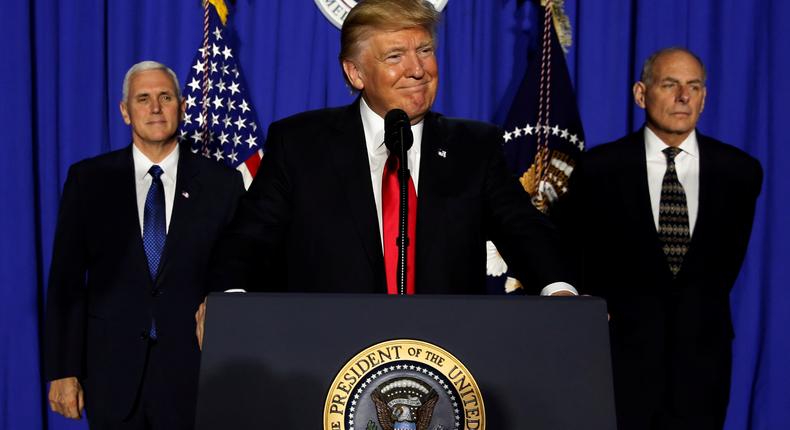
[384,109,413,156]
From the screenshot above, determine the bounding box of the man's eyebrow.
[135,90,174,97]
[380,44,406,54]
[660,77,703,85]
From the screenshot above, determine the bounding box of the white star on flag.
[190,130,203,143]
[228,81,240,95]
[217,131,229,145]
[192,59,205,75]
[187,78,201,92]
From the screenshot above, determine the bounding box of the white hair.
[121,60,181,102]
[640,47,707,86]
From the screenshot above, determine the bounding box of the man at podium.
[200,0,575,318]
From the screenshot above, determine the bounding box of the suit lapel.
[156,146,201,285]
[115,146,154,285]
[682,132,714,274]
[618,131,673,277]
[414,112,449,273]
[620,131,660,245]
[328,101,385,276]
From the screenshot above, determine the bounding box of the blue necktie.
[143,165,166,340]
[144,165,166,279]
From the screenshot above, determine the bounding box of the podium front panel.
[196,293,615,429]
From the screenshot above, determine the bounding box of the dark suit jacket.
[44,144,244,422]
[561,129,762,429]
[210,100,569,294]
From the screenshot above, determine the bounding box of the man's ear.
[120,101,131,125]
[633,81,647,109]
[342,59,365,91]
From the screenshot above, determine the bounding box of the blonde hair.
[339,0,440,83]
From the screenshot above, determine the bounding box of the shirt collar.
[359,97,424,160]
[644,127,699,159]
[132,143,180,181]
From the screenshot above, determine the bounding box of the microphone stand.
[397,128,410,295]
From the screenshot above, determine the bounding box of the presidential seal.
[324,339,485,430]
[314,0,449,29]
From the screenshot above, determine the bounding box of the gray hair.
[640,47,707,86]
[122,60,181,102]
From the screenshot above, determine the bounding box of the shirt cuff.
[540,282,578,296]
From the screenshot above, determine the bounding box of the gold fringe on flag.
[209,0,229,25]
[541,0,572,52]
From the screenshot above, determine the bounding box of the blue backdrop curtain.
[2,0,788,428]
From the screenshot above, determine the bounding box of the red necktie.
[382,154,417,294]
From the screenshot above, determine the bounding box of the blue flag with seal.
[487,0,585,293]
[178,0,264,189]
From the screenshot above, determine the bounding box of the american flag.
[178,0,264,188]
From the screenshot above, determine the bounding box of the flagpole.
[201,0,211,154]
[534,0,555,211]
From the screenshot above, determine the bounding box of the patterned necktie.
[143,165,166,280]
[658,147,690,277]
[382,154,417,294]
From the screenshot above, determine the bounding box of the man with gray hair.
[561,47,762,429]
[45,60,244,428]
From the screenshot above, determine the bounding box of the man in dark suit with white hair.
[564,47,762,430]
[45,60,244,429]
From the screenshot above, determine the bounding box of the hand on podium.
[48,376,84,419]
[549,290,576,296]
[195,298,207,351]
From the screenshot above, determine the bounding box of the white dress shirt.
[360,97,424,247]
[359,99,576,296]
[133,144,179,235]
[644,127,700,236]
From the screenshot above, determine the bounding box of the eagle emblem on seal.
[370,377,440,430]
